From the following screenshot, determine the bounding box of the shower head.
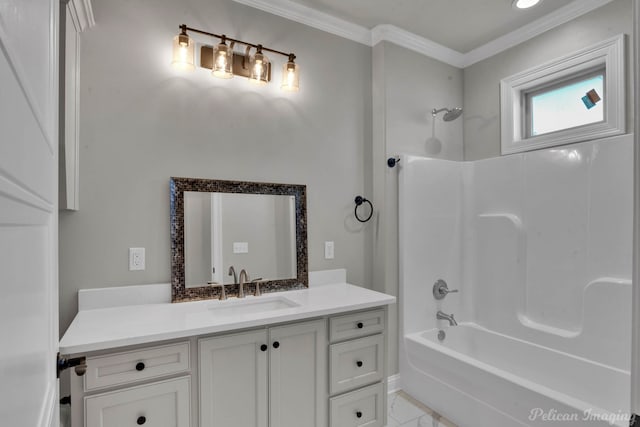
[432,107,463,122]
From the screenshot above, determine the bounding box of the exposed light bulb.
[172,32,195,71]
[287,69,295,86]
[250,49,268,85]
[216,52,227,68]
[212,39,233,79]
[281,56,299,92]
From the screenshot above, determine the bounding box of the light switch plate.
[324,241,334,260]
[129,248,145,271]
[233,242,249,254]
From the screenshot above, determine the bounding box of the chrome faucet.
[238,269,249,298]
[437,311,458,326]
[228,266,237,284]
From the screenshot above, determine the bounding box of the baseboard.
[388,374,401,394]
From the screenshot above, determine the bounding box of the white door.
[0,0,60,426]
[269,319,327,427]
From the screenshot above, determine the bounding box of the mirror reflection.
[184,192,297,288]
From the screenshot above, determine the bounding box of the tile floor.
[387,391,457,427]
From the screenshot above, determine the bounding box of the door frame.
[632,0,640,423]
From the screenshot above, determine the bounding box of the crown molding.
[371,25,466,68]
[231,0,616,69]
[230,0,372,45]
[462,0,615,67]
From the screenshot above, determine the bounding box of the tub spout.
[437,311,458,326]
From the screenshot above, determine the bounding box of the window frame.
[500,34,625,155]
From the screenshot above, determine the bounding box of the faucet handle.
[252,278,264,296]
[433,279,458,300]
[207,282,227,300]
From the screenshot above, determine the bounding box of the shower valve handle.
[433,279,458,300]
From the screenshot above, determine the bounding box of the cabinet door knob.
[357,322,364,329]
[273,341,280,349]
[137,416,146,425]
[135,362,145,371]
[260,344,268,352]
[356,411,363,418]
[356,360,363,367]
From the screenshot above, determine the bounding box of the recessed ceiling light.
[513,0,542,9]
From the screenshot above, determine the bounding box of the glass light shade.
[171,34,195,71]
[212,42,234,79]
[281,61,300,92]
[249,51,269,86]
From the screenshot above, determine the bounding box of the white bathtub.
[401,324,631,427]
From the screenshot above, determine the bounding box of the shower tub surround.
[398,134,633,426]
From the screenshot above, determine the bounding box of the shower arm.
[432,108,450,117]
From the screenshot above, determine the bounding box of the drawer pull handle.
[135,362,145,372]
[260,344,268,352]
[356,411,363,419]
[356,360,363,367]
[137,416,146,425]
[273,341,280,349]
[357,322,364,329]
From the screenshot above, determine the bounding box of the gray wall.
[464,0,634,160]
[58,0,373,333]
[371,42,464,374]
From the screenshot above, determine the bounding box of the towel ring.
[354,196,373,223]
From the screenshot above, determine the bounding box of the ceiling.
[282,0,576,53]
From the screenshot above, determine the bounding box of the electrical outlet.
[324,241,334,260]
[129,248,145,271]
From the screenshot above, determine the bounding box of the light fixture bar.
[200,45,272,81]
[174,24,299,91]
[182,25,294,59]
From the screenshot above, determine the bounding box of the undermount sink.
[208,296,300,317]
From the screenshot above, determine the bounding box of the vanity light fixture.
[512,0,542,9]
[172,25,300,91]
[212,36,234,79]
[171,25,195,71]
[249,45,270,85]
[281,54,300,92]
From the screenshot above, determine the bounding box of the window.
[500,35,625,155]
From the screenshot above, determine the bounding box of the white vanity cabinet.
[62,284,394,427]
[199,319,327,427]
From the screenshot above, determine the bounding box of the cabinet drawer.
[329,309,384,342]
[84,342,190,391]
[85,376,191,427]
[330,382,384,427]
[330,334,383,395]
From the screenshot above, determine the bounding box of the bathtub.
[401,323,631,427]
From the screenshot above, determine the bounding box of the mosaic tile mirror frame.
[170,177,308,302]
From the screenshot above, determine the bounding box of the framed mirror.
[170,177,308,302]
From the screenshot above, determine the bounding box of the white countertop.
[59,283,395,355]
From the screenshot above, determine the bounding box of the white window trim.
[500,34,626,155]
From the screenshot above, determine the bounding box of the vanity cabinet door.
[269,319,328,427]
[199,330,269,427]
[85,377,191,427]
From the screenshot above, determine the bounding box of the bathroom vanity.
[60,280,395,427]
